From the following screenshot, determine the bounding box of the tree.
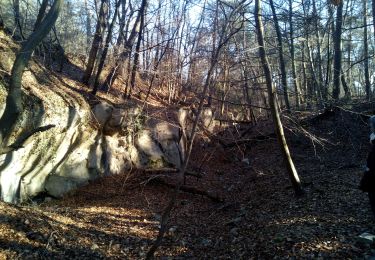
[12,0,24,39]
[289,0,302,107]
[146,2,247,257]
[363,0,370,100]
[332,1,344,100]
[82,0,109,85]
[255,0,304,196]
[0,0,63,150]
[33,0,49,31]
[101,0,147,92]
[269,0,290,110]
[92,0,121,95]
[127,0,147,99]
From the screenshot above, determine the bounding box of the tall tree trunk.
[312,0,324,103]
[372,0,375,95]
[325,4,335,93]
[101,0,147,91]
[12,0,25,39]
[364,0,371,100]
[0,0,63,148]
[341,68,350,98]
[301,41,308,104]
[82,0,109,85]
[92,0,120,95]
[270,0,290,111]
[115,0,127,50]
[33,0,49,31]
[255,0,303,196]
[289,0,301,108]
[332,1,344,100]
[84,0,92,53]
[127,0,147,98]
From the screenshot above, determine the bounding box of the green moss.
[148,158,166,169]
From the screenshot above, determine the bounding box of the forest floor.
[1,101,375,259]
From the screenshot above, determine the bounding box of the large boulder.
[153,122,182,168]
[93,101,113,127]
[104,135,132,174]
[0,79,105,202]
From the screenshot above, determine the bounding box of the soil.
[1,105,375,259]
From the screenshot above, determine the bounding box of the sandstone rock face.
[0,80,102,202]
[0,82,184,203]
[104,135,132,174]
[93,101,113,127]
[153,122,182,168]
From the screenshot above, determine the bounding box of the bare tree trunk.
[33,0,48,31]
[288,0,302,108]
[332,1,343,100]
[363,0,371,100]
[82,0,108,85]
[312,0,324,103]
[372,0,375,97]
[341,69,350,98]
[301,41,308,103]
[101,0,147,91]
[84,0,92,53]
[0,7,4,29]
[0,0,63,148]
[127,0,147,98]
[325,4,334,93]
[114,0,128,56]
[270,0,290,111]
[255,0,304,196]
[12,0,25,39]
[92,0,120,95]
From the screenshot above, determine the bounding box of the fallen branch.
[144,168,203,178]
[221,133,276,148]
[305,107,337,124]
[147,177,223,203]
[214,118,254,124]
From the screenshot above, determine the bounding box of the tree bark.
[288,0,302,108]
[92,0,121,95]
[255,0,304,196]
[0,0,63,148]
[33,0,49,31]
[270,0,290,111]
[312,0,324,103]
[332,1,343,100]
[12,0,25,39]
[101,0,147,91]
[372,0,375,97]
[127,2,146,99]
[364,0,371,100]
[82,0,109,85]
[84,0,92,53]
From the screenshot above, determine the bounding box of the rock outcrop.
[0,90,184,202]
[0,30,214,204]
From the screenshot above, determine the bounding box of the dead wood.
[214,117,254,125]
[143,168,203,178]
[147,177,223,203]
[220,133,276,148]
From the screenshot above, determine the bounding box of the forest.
[0,0,375,258]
